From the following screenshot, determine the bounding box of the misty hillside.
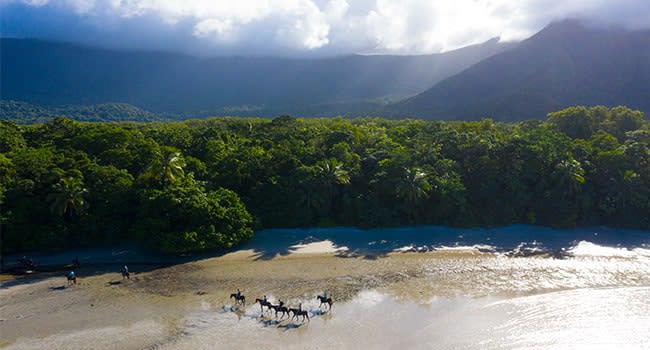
[0,37,512,117]
[0,100,159,123]
[389,20,650,120]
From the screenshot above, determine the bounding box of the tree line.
[1,105,648,254]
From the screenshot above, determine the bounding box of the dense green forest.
[1,105,648,254]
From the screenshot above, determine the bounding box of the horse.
[317,295,333,309]
[289,304,309,322]
[293,309,310,322]
[230,293,246,306]
[255,298,272,312]
[269,302,289,319]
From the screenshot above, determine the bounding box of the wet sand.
[2,240,650,349]
[0,248,486,349]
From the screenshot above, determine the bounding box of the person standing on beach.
[67,270,76,285]
[121,265,130,279]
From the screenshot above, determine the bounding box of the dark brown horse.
[230,293,246,306]
[269,302,289,319]
[317,295,333,309]
[289,304,309,322]
[294,309,309,322]
[255,297,272,312]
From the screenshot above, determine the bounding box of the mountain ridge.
[0,37,514,117]
[388,20,650,120]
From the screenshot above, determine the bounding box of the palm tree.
[146,150,186,186]
[396,167,431,223]
[47,177,89,221]
[313,159,350,220]
[317,159,350,186]
[163,151,186,183]
[296,185,325,223]
[553,158,585,197]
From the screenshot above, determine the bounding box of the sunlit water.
[3,226,650,349]
[158,234,650,350]
[155,287,650,350]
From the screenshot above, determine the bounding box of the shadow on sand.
[4,225,649,289]
[252,306,330,331]
[257,314,309,331]
[1,245,198,287]
[48,285,67,291]
[235,225,650,261]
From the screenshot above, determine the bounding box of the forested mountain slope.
[390,20,650,120]
[0,100,159,123]
[1,37,512,117]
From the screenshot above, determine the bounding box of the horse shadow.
[277,322,305,331]
[221,305,252,321]
[259,318,282,327]
[48,285,66,291]
[106,280,122,286]
[219,306,232,314]
[309,308,329,317]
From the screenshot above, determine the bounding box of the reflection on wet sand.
[2,233,650,350]
[151,287,650,350]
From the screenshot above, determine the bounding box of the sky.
[1,0,649,57]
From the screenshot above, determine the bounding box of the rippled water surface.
[158,287,650,350]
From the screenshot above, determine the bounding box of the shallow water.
[3,225,650,349]
[29,287,644,350]
[164,234,650,349]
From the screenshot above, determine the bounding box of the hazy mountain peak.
[0,36,512,118]
[388,21,650,121]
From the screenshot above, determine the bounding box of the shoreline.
[3,224,649,277]
[2,241,650,349]
[0,248,491,344]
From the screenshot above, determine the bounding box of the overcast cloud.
[1,0,649,56]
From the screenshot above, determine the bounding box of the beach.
[2,227,650,349]
[0,247,474,348]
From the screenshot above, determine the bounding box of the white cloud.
[66,0,95,14]
[325,0,348,19]
[3,0,650,55]
[274,0,331,49]
[0,0,46,6]
[103,0,334,50]
[193,18,236,42]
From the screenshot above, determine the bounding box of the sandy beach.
[0,244,501,349]
[2,228,650,349]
